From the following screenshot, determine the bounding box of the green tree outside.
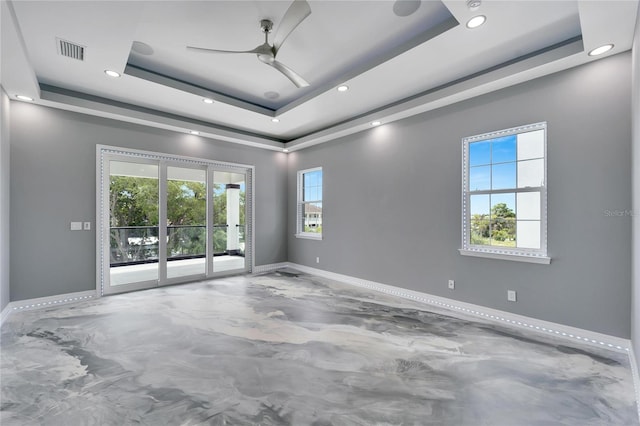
[470,202,516,247]
[110,177,244,263]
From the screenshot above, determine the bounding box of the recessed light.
[16,95,33,101]
[371,121,382,126]
[283,148,289,153]
[588,44,614,56]
[190,130,200,135]
[466,15,486,29]
[202,98,214,104]
[271,118,280,123]
[104,70,121,78]
[337,85,349,92]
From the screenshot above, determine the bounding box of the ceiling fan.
[187,0,311,88]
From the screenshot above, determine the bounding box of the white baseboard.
[278,262,632,354]
[253,262,290,274]
[630,347,640,422]
[0,302,11,326]
[0,290,97,327]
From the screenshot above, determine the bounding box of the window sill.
[295,233,322,241]
[459,249,551,264]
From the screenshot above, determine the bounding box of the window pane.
[470,194,490,246]
[166,167,206,279]
[490,217,516,247]
[303,170,322,202]
[469,141,491,166]
[305,185,322,202]
[516,192,540,220]
[518,158,544,188]
[491,193,515,219]
[517,220,541,249]
[470,217,490,246]
[304,202,322,233]
[304,186,317,202]
[490,193,515,246]
[491,162,516,190]
[469,165,490,191]
[491,192,516,213]
[470,194,490,216]
[109,161,159,286]
[491,135,517,163]
[304,170,321,187]
[517,130,544,160]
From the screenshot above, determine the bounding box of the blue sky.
[469,135,517,215]
[304,170,322,201]
[469,135,517,193]
[470,193,515,216]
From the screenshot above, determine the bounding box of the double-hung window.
[296,167,323,239]
[460,122,550,263]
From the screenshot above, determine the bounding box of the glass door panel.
[166,166,207,280]
[212,171,246,274]
[109,160,159,286]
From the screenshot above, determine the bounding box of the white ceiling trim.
[124,64,276,117]
[287,38,587,151]
[38,87,285,151]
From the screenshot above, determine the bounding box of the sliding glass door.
[166,166,207,281]
[98,147,252,295]
[108,159,160,290]
[212,171,246,274]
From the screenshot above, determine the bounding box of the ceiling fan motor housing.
[260,19,274,33]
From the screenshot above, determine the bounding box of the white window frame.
[459,122,550,264]
[296,167,323,240]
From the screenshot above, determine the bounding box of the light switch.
[70,222,82,231]
[83,222,91,230]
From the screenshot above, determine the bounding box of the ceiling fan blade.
[268,60,310,88]
[187,45,261,54]
[272,0,311,54]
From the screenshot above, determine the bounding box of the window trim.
[459,122,550,264]
[296,166,323,240]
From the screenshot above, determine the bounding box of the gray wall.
[0,89,10,311]
[288,52,632,338]
[10,103,288,301]
[632,9,640,372]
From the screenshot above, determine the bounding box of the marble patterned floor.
[1,270,638,425]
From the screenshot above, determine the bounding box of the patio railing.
[110,225,244,266]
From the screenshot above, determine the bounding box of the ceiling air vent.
[57,38,85,61]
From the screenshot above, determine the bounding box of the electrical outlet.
[507,290,517,302]
[83,221,91,230]
[70,222,82,231]
[448,280,455,290]
[316,257,320,264]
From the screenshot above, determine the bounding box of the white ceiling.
[1,0,638,152]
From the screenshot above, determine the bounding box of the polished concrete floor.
[1,270,638,425]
